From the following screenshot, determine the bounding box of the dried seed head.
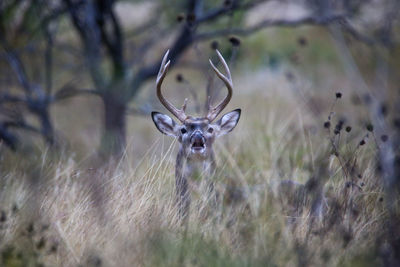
[285,72,295,81]
[12,204,18,214]
[335,92,342,99]
[176,13,185,22]
[393,118,400,128]
[229,36,241,47]
[186,13,196,23]
[345,126,352,132]
[366,123,374,132]
[363,94,371,105]
[27,222,34,234]
[210,40,219,50]
[0,210,6,222]
[381,135,388,142]
[223,0,232,7]
[297,36,307,46]
[376,163,382,173]
[334,120,344,134]
[380,103,388,117]
[36,237,46,250]
[176,74,184,82]
[49,243,58,254]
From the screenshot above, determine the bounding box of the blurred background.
[1,0,399,157]
[1,0,400,266]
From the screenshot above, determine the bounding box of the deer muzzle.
[190,131,206,153]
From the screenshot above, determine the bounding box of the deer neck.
[176,147,216,181]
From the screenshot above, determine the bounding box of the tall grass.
[0,66,393,266]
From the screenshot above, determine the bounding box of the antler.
[156,50,188,122]
[207,50,233,122]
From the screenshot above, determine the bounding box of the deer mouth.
[191,136,206,153]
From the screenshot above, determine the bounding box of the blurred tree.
[0,0,64,149]
[62,0,264,155]
[62,0,400,155]
[1,0,398,158]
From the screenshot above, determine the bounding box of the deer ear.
[152,112,179,137]
[215,109,241,137]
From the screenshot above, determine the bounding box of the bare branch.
[0,36,32,94]
[194,13,378,46]
[0,94,26,104]
[339,20,376,45]
[196,0,269,24]
[63,0,107,89]
[44,22,56,95]
[195,14,345,39]
[0,125,18,150]
[97,0,125,78]
[53,86,100,101]
[3,120,41,134]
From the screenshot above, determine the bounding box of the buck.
[152,50,241,218]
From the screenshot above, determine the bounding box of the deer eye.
[180,128,187,134]
[207,127,214,133]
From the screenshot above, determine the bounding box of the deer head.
[152,50,241,159]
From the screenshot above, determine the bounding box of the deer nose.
[191,131,205,144]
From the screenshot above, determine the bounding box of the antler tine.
[207,49,233,122]
[156,50,188,122]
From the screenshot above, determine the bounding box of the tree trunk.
[100,92,126,156]
[39,109,54,146]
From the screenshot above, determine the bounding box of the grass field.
[1,49,395,266]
